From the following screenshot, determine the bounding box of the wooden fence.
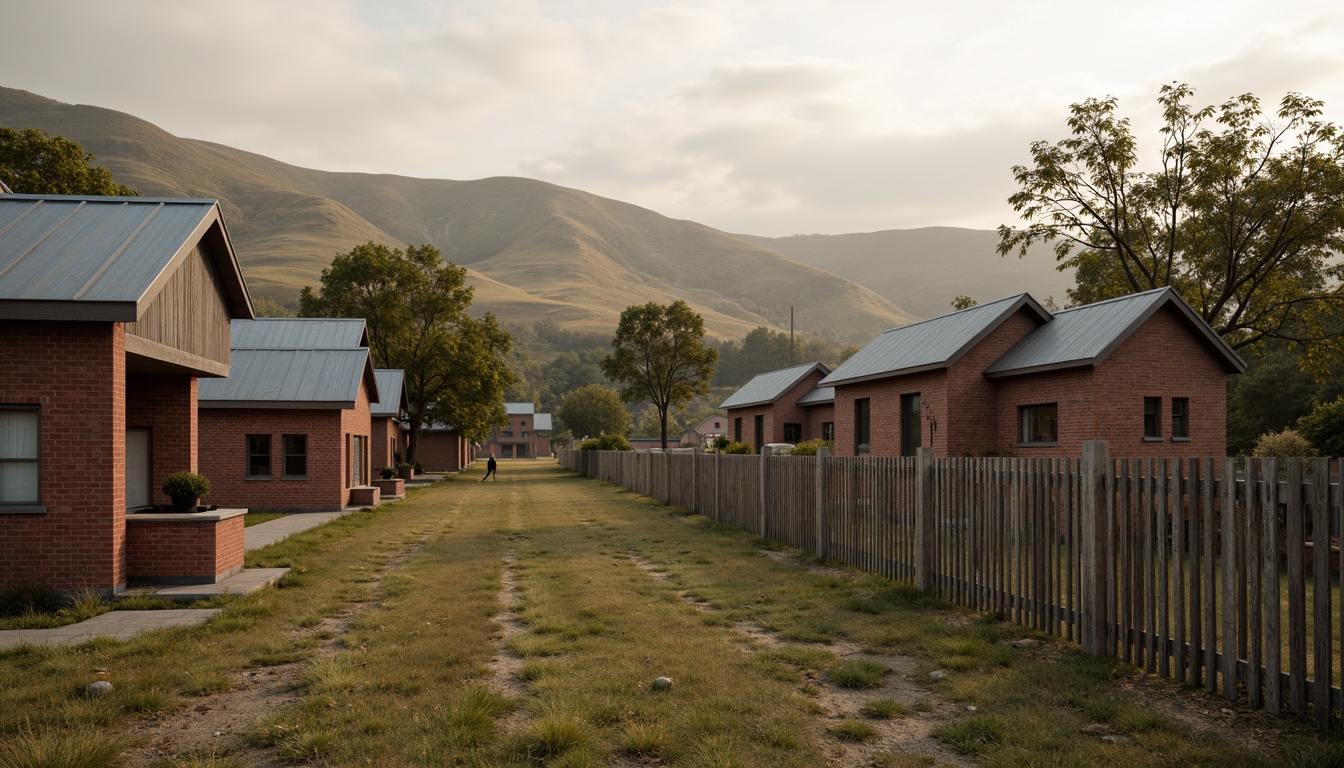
[559,443,1344,724]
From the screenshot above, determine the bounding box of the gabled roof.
[231,317,368,349]
[720,362,832,410]
[0,195,252,321]
[198,349,375,409]
[796,386,835,406]
[985,287,1246,377]
[371,369,409,417]
[534,414,553,431]
[821,294,1050,387]
[506,402,536,415]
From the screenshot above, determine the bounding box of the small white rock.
[929,670,947,680]
[652,676,673,691]
[965,705,977,712]
[87,680,113,697]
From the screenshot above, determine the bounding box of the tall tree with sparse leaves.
[0,127,137,195]
[998,83,1344,373]
[300,242,514,461]
[601,300,717,450]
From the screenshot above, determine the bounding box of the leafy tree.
[300,242,514,461]
[951,295,978,310]
[557,384,632,439]
[539,348,609,412]
[601,300,717,450]
[998,84,1344,368]
[713,326,859,387]
[0,127,136,195]
[1297,397,1344,457]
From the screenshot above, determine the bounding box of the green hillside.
[737,228,1075,318]
[0,86,916,341]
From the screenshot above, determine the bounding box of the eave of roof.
[720,362,831,410]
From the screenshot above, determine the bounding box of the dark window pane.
[1020,404,1058,444]
[1144,397,1161,438]
[1172,398,1189,438]
[246,434,270,477]
[855,398,870,453]
[284,434,307,477]
[901,393,922,456]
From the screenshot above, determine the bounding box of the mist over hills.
[1,85,1068,341]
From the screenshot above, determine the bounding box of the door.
[126,428,152,509]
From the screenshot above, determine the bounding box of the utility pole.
[790,306,795,365]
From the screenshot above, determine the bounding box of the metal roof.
[985,287,1246,377]
[720,362,831,410]
[820,294,1049,387]
[534,413,553,431]
[0,195,252,321]
[506,402,536,415]
[796,386,835,406]
[198,349,373,408]
[231,317,368,349]
[371,369,408,416]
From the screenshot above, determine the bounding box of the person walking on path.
[480,453,498,482]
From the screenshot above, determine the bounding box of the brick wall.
[126,375,198,506]
[0,320,127,592]
[417,430,465,471]
[724,369,831,450]
[942,310,1041,456]
[832,370,947,457]
[371,416,404,471]
[125,515,244,583]
[803,403,835,442]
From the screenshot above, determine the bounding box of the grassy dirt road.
[2,460,1340,767]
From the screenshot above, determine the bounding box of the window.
[1144,397,1161,440]
[822,422,834,442]
[353,435,366,485]
[0,407,39,505]
[246,434,271,478]
[855,398,871,453]
[1019,403,1058,445]
[901,393,922,457]
[754,415,764,451]
[783,423,802,443]
[734,418,742,443]
[283,434,308,478]
[521,431,528,438]
[503,430,514,438]
[1171,398,1190,440]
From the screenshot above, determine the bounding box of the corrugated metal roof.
[985,287,1245,376]
[506,402,535,415]
[820,294,1049,387]
[199,349,371,408]
[231,318,367,349]
[371,369,407,416]
[720,362,830,409]
[534,413,553,431]
[0,195,252,321]
[796,386,835,406]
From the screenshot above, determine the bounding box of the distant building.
[720,362,835,452]
[484,403,553,459]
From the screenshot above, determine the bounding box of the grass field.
[1,461,1341,767]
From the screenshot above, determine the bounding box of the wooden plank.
[1221,457,1238,700]
[1262,459,1281,715]
[1310,458,1332,724]
[1203,459,1217,694]
[1143,459,1157,673]
[1080,442,1109,657]
[1120,458,1133,663]
[1174,458,1187,684]
[1285,459,1306,714]
[1190,458,1203,688]
[1247,459,1263,710]
[1157,458,1170,679]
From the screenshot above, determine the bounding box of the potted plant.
[381,466,396,480]
[161,471,211,512]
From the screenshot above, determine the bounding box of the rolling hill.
[0,86,921,342]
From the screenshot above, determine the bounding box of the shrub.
[788,439,834,456]
[579,434,632,451]
[161,471,210,498]
[381,466,396,479]
[1297,396,1344,457]
[1252,428,1314,461]
[721,441,753,454]
[711,435,731,451]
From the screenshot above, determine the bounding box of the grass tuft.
[621,722,671,757]
[861,697,910,719]
[520,715,597,760]
[828,659,889,688]
[935,715,1007,755]
[0,726,126,768]
[830,718,880,742]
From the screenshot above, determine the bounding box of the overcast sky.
[4,1,1343,236]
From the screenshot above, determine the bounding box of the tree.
[299,241,514,461]
[556,384,632,439]
[601,300,717,450]
[998,84,1344,369]
[951,295,978,310]
[0,127,137,195]
[1297,396,1344,457]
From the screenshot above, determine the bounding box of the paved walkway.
[0,494,424,650]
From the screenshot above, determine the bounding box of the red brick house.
[820,288,1245,458]
[681,414,732,448]
[484,403,552,459]
[0,195,254,593]
[198,318,381,511]
[371,369,408,472]
[720,362,836,451]
[417,423,476,472]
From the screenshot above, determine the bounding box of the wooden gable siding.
[125,243,232,376]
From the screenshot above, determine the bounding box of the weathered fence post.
[714,448,721,522]
[1080,441,1110,657]
[916,447,935,592]
[691,448,698,514]
[759,446,773,537]
[815,447,830,561]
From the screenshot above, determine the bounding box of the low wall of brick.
[125,510,245,584]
